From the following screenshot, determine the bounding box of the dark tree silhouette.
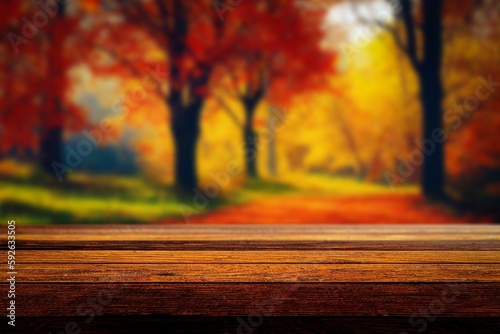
[92,0,230,192]
[40,3,67,175]
[388,0,446,199]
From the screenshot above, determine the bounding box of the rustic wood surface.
[1,224,500,333]
[8,317,500,334]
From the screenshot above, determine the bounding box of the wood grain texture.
[2,224,500,333]
[5,283,500,316]
[18,250,500,263]
[10,224,500,240]
[12,240,500,250]
[4,317,500,334]
[10,224,499,234]
[15,263,500,283]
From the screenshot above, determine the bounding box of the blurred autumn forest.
[0,0,499,224]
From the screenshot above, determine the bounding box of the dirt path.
[162,194,495,224]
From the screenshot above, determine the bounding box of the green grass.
[0,161,420,225]
[277,173,419,196]
[0,164,300,224]
[0,180,198,224]
[227,178,299,204]
[0,161,202,224]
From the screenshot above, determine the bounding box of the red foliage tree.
[83,0,333,191]
[0,1,86,178]
[0,1,42,158]
[83,1,238,192]
[212,0,334,178]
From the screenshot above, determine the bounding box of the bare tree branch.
[400,0,420,70]
[211,89,244,128]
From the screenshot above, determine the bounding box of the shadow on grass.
[0,199,172,224]
[0,199,75,224]
[243,178,297,194]
[0,169,177,202]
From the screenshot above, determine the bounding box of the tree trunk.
[243,99,260,178]
[40,126,63,175]
[267,105,277,176]
[40,95,64,178]
[40,3,66,178]
[419,73,445,199]
[419,0,445,199]
[244,124,258,178]
[332,100,366,178]
[397,0,446,198]
[170,98,204,193]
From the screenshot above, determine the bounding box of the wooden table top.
[2,224,500,333]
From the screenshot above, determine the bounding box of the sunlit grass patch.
[0,160,423,225]
[0,169,199,224]
[278,173,419,196]
[227,178,298,203]
[0,184,200,224]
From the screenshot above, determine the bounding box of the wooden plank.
[17,250,500,264]
[6,283,499,317]
[6,225,499,252]
[14,263,500,283]
[14,240,500,250]
[12,232,500,241]
[11,224,500,234]
[3,224,499,330]
[6,316,500,334]
[7,224,500,250]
